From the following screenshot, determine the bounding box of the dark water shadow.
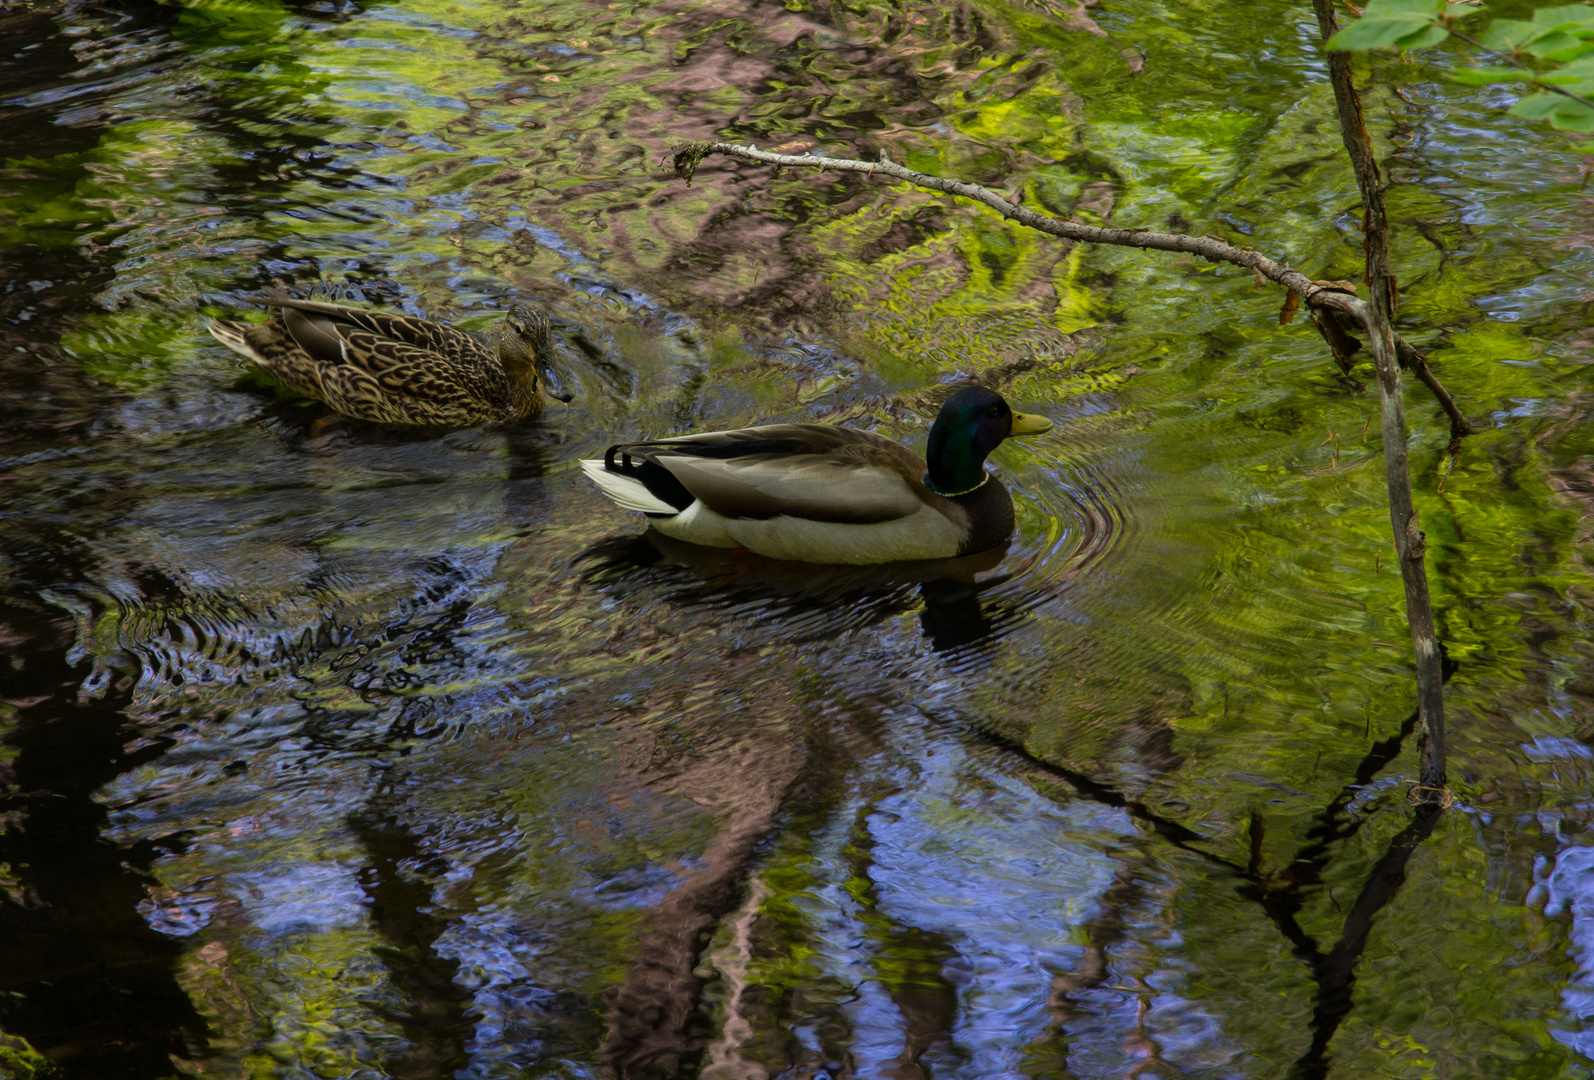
[1287,803,1442,1080]
[0,597,207,1076]
[348,785,480,1080]
[575,530,1019,655]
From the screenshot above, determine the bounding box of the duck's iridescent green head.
[924,386,1052,496]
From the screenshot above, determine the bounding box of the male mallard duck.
[208,294,572,426]
[580,386,1052,564]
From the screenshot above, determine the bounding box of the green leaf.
[1510,91,1566,117]
[1447,65,1534,83]
[1549,102,1594,130]
[1538,41,1594,62]
[1506,89,1594,129]
[1479,18,1538,49]
[1361,0,1445,14]
[1536,63,1594,94]
[1525,30,1588,56]
[1326,14,1440,49]
[1396,22,1451,47]
[1530,4,1594,30]
[1536,43,1594,64]
[1324,0,1446,51]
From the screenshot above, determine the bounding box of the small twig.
[1405,781,1454,809]
[1395,339,1475,440]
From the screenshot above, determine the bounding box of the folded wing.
[608,425,929,524]
[252,294,495,371]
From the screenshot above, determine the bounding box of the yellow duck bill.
[1009,411,1053,436]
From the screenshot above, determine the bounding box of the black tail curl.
[602,445,695,513]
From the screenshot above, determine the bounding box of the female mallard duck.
[208,294,572,426]
[580,386,1052,565]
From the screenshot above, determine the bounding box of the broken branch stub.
[672,142,714,186]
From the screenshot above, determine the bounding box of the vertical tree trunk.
[1310,0,1447,799]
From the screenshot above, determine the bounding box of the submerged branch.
[1397,339,1473,444]
[672,141,1475,438]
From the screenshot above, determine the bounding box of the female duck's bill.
[536,362,576,404]
[580,386,1053,566]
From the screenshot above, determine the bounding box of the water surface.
[3,0,1594,1076]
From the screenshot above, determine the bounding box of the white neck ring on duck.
[924,471,989,498]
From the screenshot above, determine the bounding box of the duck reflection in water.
[577,530,1019,656]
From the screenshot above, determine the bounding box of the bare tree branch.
[671,140,1476,439]
[1311,0,1448,803]
[1397,339,1472,445]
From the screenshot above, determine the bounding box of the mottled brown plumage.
[208,293,570,426]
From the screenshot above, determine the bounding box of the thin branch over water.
[670,141,1476,441]
[1310,0,1449,802]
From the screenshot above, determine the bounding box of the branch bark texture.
[1312,0,1448,800]
[672,141,1474,440]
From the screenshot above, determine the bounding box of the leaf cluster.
[1327,0,1594,133]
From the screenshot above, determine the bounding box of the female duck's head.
[924,386,1052,496]
[501,304,575,403]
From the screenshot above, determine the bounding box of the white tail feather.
[580,458,682,516]
[207,319,269,366]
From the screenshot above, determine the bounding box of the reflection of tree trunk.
[882,935,959,1080]
[0,602,207,1077]
[1027,849,1143,1075]
[990,702,1441,1076]
[698,733,870,1080]
[699,875,769,1080]
[1049,850,1141,1008]
[1277,711,1418,895]
[1288,805,1441,1080]
[348,797,477,1080]
[837,791,962,1080]
[600,735,806,1079]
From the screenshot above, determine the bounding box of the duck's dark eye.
[987,405,1002,418]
